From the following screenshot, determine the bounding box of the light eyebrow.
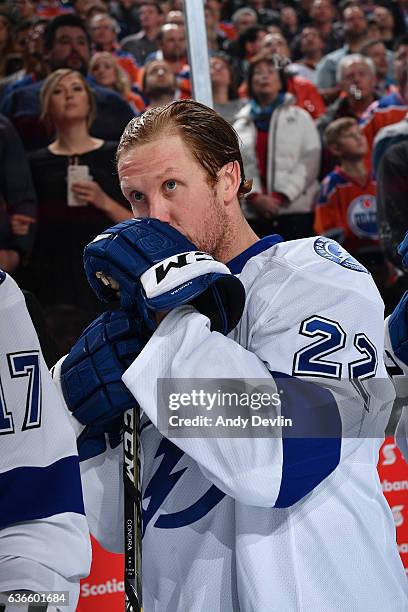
[159,167,182,177]
[120,181,137,193]
[120,167,182,188]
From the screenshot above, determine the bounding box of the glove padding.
[83,218,245,334]
[61,310,149,428]
[388,290,408,365]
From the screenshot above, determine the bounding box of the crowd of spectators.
[0,0,408,354]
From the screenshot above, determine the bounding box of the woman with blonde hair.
[90,51,145,114]
[26,68,132,316]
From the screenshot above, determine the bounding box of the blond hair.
[324,117,358,148]
[117,99,252,198]
[89,52,131,97]
[40,69,97,128]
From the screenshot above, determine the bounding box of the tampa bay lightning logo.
[142,438,225,535]
[314,237,368,273]
[347,195,378,239]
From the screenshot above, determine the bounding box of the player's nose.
[148,197,171,223]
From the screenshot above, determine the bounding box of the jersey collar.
[227,234,283,274]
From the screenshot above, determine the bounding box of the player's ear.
[219,161,241,204]
[328,143,341,157]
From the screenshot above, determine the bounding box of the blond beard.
[190,188,235,262]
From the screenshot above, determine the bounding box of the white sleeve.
[80,446,124,553]
[124,306,285,507]
[0,273,91,607]
[52,357,124,553]
[123,254,392,509]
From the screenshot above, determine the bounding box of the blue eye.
[165,180,177,191]
[131,191,144,202]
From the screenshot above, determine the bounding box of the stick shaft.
[123,407,142,611]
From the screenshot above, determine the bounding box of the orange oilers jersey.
[116,55,140,87]
[315,167,379,255]
[360,92,408,170]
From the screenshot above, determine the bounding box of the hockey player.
[58,100,407,611]
[0,271,91,611]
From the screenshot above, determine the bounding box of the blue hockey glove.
[60,310,149,428]
[398,232,408,269]
[83,218,245,334]
[388,291,408,365]
[76,416,122,462]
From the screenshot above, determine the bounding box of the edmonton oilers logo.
[314,237,368,273]
[347,195,378,239]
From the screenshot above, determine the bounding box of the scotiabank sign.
[77,437,408,610]
[77,538,124,611]
[81,578,124,598]
[378,437,408,576]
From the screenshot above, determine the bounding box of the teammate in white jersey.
[58,101,407,611]
[0,271,91,611]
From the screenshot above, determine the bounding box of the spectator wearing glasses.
[88,12,140,86]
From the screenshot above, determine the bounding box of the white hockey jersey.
[0,272,91,610]
[79,237,408,611]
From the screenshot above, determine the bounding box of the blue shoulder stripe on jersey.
[271,372,342,508]
[0,270,6,285]
[318,171,348,205]
[227,234,283,274]
[328,171,348,188]
[0,455,85,530]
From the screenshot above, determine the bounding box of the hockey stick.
[94,271,143,610]
[123,406,143,612]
